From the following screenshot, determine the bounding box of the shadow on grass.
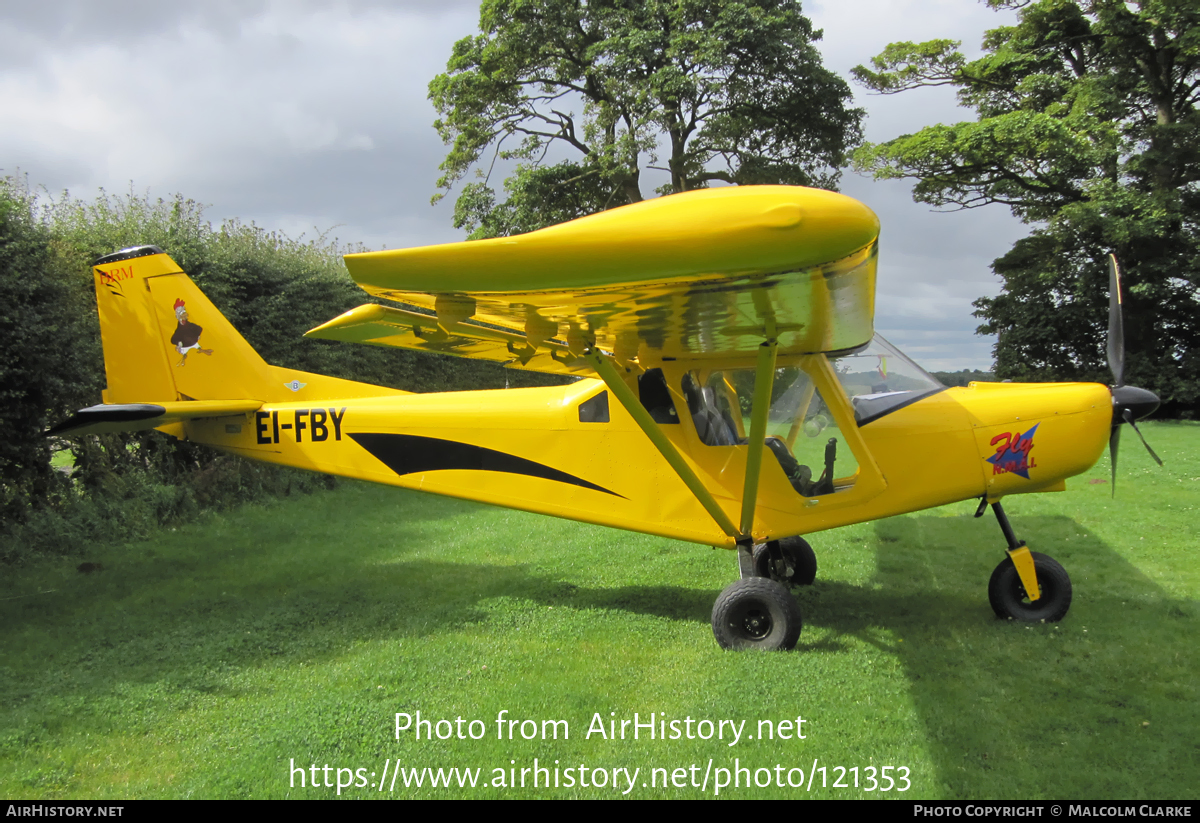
[831,513,1199,800]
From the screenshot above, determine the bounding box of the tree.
[852,0,1200,413]
[430,0,863,238]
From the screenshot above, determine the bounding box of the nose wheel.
[981,499,1072,622]
[988,551,1072,621]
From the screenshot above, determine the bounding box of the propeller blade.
[1108,424,1120,496]
[1107,254,1125,387]
[1123,410,1164,466]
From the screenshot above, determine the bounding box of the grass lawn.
[1,421,1197,799]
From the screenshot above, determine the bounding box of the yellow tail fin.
[91,246,404,407]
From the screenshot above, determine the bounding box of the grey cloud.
[0,0,481,45]
[0,1,266,43]
[0,0,1037,370]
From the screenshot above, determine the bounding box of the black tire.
[987,551,1072,622]
[711,578,802,651]
[752,536,817,586]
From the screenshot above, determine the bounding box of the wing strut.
[740,339,778,535]
[583,349,740,539]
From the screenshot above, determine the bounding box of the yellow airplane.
[51,185,1162,651]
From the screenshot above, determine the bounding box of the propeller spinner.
[1107,255,1163,492]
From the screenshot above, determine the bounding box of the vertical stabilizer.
[92,246,406,409]
[93,246,273,404]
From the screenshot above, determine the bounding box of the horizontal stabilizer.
[48,400,263,437]
[305,303,597,377]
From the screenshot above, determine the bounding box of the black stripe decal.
[349,433,624,498]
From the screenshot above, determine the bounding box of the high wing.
[308,186,879,373]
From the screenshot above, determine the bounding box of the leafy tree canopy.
[852,0,1200,412]
[430,0,863,238]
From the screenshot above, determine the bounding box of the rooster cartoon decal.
[170,298,213,366]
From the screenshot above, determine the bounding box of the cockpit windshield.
[831,335,945,425]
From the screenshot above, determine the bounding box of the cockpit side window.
[684,364,859,497]
[578,390,610,423]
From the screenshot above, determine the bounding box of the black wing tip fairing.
[46,404,168,437]
[92,246,166,267]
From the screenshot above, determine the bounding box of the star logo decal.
[987,424,1038,479]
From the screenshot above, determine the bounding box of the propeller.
[1106,254,1163,493]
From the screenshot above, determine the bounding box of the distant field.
[1,421,1196,799]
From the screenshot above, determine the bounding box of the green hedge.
[0,179,566,563]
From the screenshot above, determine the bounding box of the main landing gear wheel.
[752,536,817,586]
[987,552,1072,622]
[711,577,802,651]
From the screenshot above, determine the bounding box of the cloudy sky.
[0,0,1029,371]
